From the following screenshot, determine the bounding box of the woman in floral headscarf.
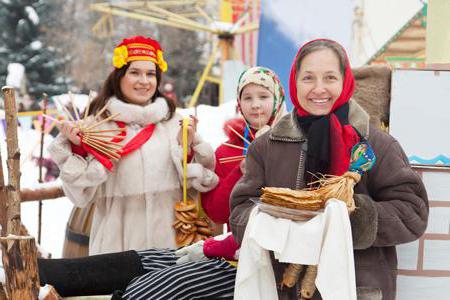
[230,39,428,300]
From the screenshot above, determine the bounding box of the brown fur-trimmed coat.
[230,100,428,300]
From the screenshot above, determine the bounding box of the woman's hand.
[177,115,198,152]
[56,121,81,146]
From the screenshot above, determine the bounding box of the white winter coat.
[48,97,218,255]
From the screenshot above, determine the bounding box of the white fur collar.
[107,97,169,126]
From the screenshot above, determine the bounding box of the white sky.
[363,0,423,59]
[262,0,423,66]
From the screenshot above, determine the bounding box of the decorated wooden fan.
[260,141,376,299]
[173,118,213,247]
[44,92,125,161]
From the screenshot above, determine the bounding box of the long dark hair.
[88,63,176,119]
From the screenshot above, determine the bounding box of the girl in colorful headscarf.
[230,39,428,300]
[39,66,286,299]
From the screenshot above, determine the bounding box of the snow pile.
[178,101,239,149]
[6,63,25,88]
[25,6,39,25]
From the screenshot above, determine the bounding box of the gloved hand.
[174,240,207,264]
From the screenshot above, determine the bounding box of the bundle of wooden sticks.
[218,122,255,164]
[44,92,125,160]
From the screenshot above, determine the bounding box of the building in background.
[367,5,427,68]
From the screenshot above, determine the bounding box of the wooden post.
[1,87,40,299]
[3,87,22,235]
[0,283,6,300]
[0,236,40,299]
[20,186,65,202]
[37,93,49,243]
[0,149,7,236]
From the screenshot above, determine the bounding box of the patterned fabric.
[288,39,360,177]
[237,66,285,117]
[288,38,355,117]
[349,141,376,175]
[122,249,236,300]
[112,35,167,72]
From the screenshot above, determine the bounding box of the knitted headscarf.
[289,39,360,178]
[237,66,285,126]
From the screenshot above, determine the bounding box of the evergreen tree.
[0,0,70,97]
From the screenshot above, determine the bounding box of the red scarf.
[288,39,359,176]
[81,121,156,171]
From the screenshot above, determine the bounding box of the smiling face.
[296,48,343,116]
[239,83,274,129]
[120,60,158,106]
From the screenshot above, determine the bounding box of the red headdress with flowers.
[112,36,168,72]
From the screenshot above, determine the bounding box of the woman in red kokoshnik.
[48,36,218,255]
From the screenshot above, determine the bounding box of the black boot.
[38,250,146,297]
[111,290,124,300]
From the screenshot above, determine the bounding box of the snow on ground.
[0,100,240,258]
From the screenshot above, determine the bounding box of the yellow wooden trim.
[16,109,58,117]
[90,3,215,33]
[182,118,189,204]
[205,76,221,85]
[218,81,223,106]
[188,43,219,107]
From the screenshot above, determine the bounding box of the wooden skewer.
[83,90,94,120]
[83,136,123,150]
[86,113,120,131]
[84,128,126,133]
[93,102,110,121]
[42,114,61,124]
[219,158,244,164]
[82,132,124,139]
[83,143,119,161]
[85,138,124,146]
[55,97,76,122]
[219,155,246,161]
[69,91,81,121]
[82,138,121,159]
[83,138,123,146]
[82,138,118,157]
[227,125,251,145]
[222,143,246,150]
[83,135,122,150]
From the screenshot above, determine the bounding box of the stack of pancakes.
[261,187,323,211]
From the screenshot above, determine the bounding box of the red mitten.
[203,232,240,261]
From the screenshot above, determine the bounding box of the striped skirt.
[122,248,236,300]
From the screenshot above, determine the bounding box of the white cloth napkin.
[234,199,356,300]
